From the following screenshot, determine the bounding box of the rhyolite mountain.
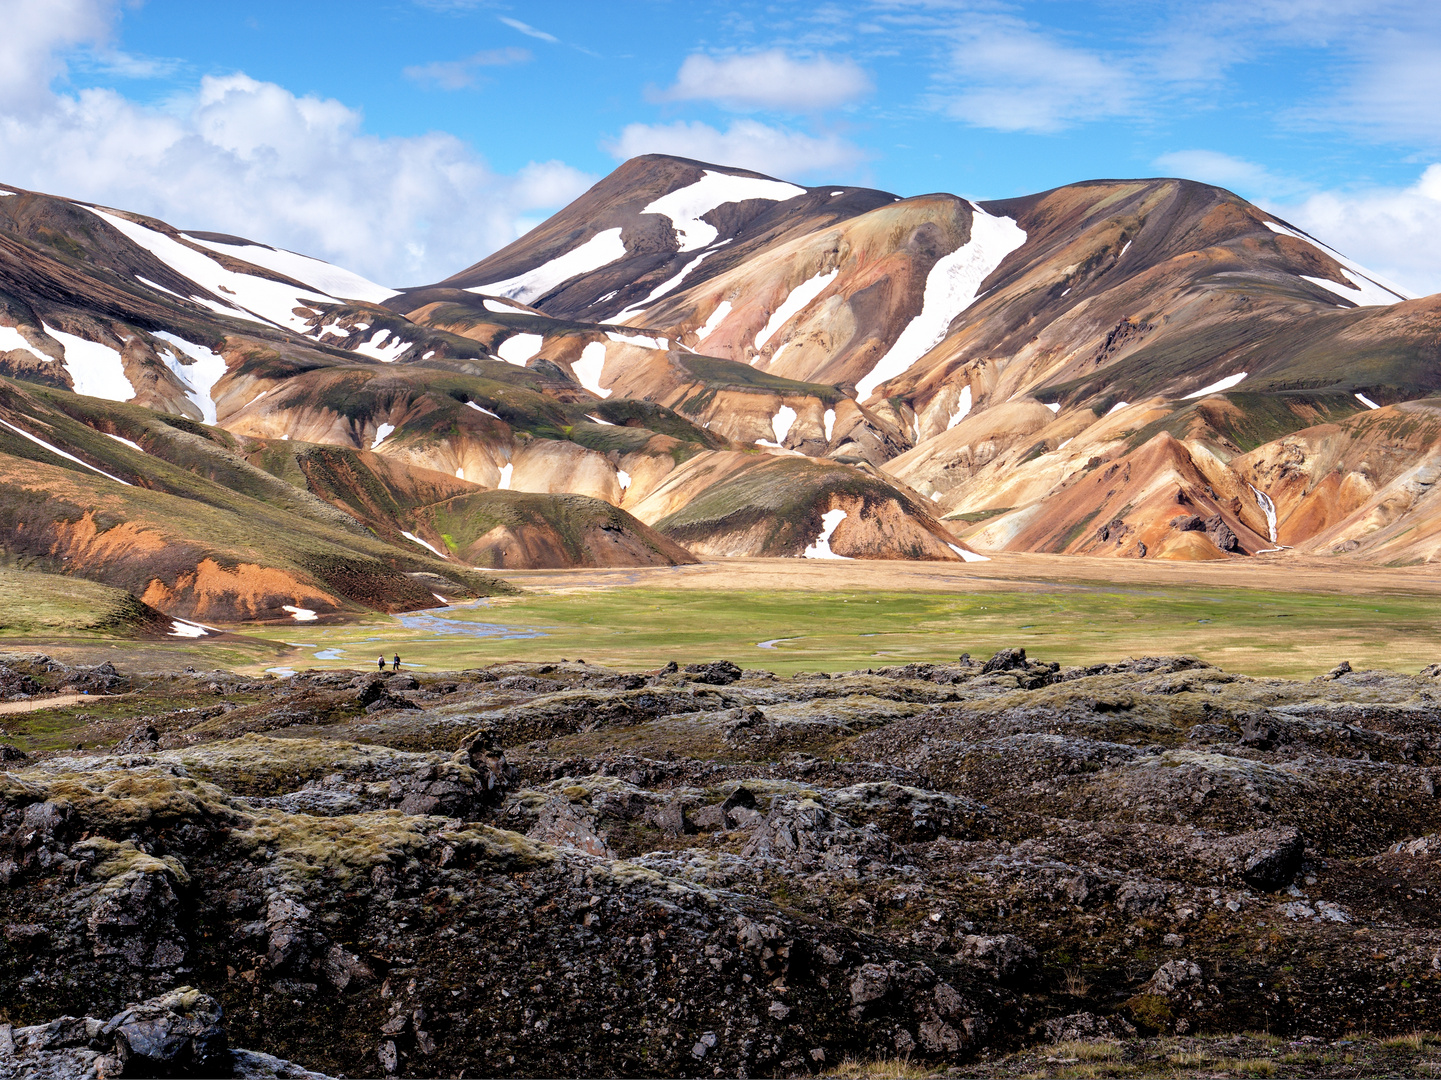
[2,155,1439,625]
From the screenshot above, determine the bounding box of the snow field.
[617,469,631,492]
[497,333,543,365]
[371,423,394,449]
[0,325,34,355]
[823,408,835,443]
[466,401,502,419]
[616,251,714,317]
[43,324,135,402]
[482,298,535,315]
[1106,401,1130,415]
[168,620,209,638]
[183,235,395,303]
[754,268,838,349]
[472,228,626,304]
[572,341,610,398]
[1356,393,1381,410]
[856,206,1027,400]
[155,332,227,424]
[802,508,851,559]
[640,170,805,252]
[1044,402,1061,414]
[1184,372,1248,399]
[282,605,318,622]
[87,208,335,331]
[0,418,132,485]
[497,463,514,490]
[585,414,614,426]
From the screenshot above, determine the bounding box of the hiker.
[393,653,402,671]
[377,655,385,671]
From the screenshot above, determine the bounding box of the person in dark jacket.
[393,653,402,671]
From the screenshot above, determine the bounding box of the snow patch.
[617,469,631,491]
[696,300,731,342]
[371,423,394,449]
[617,251,715,316]
[43,324,134,402]
[0,325,38,357]
[136,276,185,299]
[456,467,464,479]
[1058,437,1073,450]
[830,191,844,197]
[802,508,851,560]
[641,170,805,252]
[771,405,797,444]
[354,327,408,362]
[573,341,610,398]
[606,331,664,350]
[754,268,837,349]
[856,205,1027,399]
[0,417,132,484]
[1107,401,1130,415]
[1184,371,1248,399]
[585,414,614,426]
[483,298,535,315]
[401,530,447,558]
[155,332,227,424]
[768,342,791,367]
[948,385,973,429]
[823,408,835,443]
[184,235,394,303]
[432,593,449,605]
[949,543,990,562]
[466,401,501,419]
[497,332,543,365]
[1356,392,1381,410]
[472,227,627,304]
[103,432,145,453]
[1118,240,1131,259]
[168,620,209,638]
[497,462,513,490]
[282,605,318,622]
[1249,484,1278,543]
[1263,219,1414,305]
[1044,401,1060,413]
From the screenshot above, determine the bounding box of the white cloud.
[403,46,531,90]
[498,16,558,43]
[1279,165,1441,296]
[930,15,1137,133]
[604,119,865,178]
[660,50,873,112]
[1151,150,1306,197]
[0,1,592,285]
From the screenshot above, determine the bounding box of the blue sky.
[3,0,1440,292]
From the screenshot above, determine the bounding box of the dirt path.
[0,693,118,715]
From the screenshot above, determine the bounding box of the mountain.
[0,155,1437,626]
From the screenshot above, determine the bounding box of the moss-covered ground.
[226,568,1441,679]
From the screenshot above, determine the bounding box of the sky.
[1,0,1439,293]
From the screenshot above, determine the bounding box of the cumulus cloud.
[1280,166,1441,296]
[659,50,873,112]
[604,119,866,178]
[403,46,531,90]
[0,1,592,285]
[930,15,1137,133]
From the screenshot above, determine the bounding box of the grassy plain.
[229,555,1441,679]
